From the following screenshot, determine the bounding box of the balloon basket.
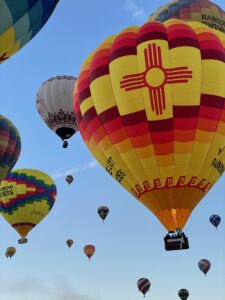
[62,141,68,148]
[164,230,189,251]
[18,238,28,244]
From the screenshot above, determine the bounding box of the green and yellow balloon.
[0,0,59,64]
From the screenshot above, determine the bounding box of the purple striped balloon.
[137,278,151,297]
[198,259,211,276]
[0,115,21,181]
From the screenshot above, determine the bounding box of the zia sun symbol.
[120,43,193,115]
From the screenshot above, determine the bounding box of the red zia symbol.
[120,43,193,115]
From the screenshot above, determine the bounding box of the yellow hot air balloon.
[149,0,225,34]
[0,169,57,244]
[74,19,225,250]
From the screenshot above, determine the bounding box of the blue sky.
[0,0,225,299]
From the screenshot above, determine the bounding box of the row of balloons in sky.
[1,0,225,250]
[137,259,211,298]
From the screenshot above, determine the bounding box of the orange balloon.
[84,245,95,260]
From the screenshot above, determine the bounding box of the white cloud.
[51,160,98,180]
[125,0,148,22]
[1,277,95,300]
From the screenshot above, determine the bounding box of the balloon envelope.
[198,259,211,275]
[0,169,57,240]
[0,115,21,181]
[84,245,95,260]
[74,19,225,232]
[137,278,151,296]
[5,246,16,259]
[149,0,225,34]
[0,0,59,64]
[36,76,78,147]
[66,239,73,248]
[178,289,189,300]
[98,206,109,221]
[209,214,221,228]
[65,175,74,185]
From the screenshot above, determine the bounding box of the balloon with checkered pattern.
[149,0,225,34]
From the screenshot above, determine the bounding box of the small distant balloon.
[66,239,73,248]
[198,259,211,276]
[137,278,151,297]
[66,175,74,185]
[84,245,95,261]
[178,289,189,300]
[5,247,16,259]
[209,215,221,229]
[98,206,109,222]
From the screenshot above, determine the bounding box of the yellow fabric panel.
[0,27,15,53]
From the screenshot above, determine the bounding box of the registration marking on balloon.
[120,43,193,115]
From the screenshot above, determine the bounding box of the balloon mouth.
[164,229,189,251]
[56,127,75,141]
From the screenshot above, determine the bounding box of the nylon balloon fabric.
[0,169,57,239]
[149,0,225,34]
[0,0,59,64]
[74,19,225,232]
[0,115,21,181]
[36,76,78,145]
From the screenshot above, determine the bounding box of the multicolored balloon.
[74,19,225,233]
[36,76,78,148]
[149,0,225,34]
[65,175,74,185]
[66,239,73,248]
[137,278,151,297]
[0,115,21,181]
[98,206,109,222]
[0,169,57,243]
[198,259,211,276]
[178,289,189,300]
[84,245,95,260]
[5,246,16,259]
[209,214,221,228]
[0,0,59,64]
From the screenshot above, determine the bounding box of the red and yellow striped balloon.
[74,19,225,232]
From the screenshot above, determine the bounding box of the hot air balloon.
[74,18,225,251]
[0,0,59,64]
[0,169,57,244]
[66,239,73,248]
[84,245,95,260]
[149,0,225,34]
[36,76,78,148]
[137,278,151,297]
[198,259,211,276]
[98,206,109,222]
[5,247,16,259]
[209,214,221,228]
[65,175,74,185]
[0,115,21,181]
[178,289,189,300]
